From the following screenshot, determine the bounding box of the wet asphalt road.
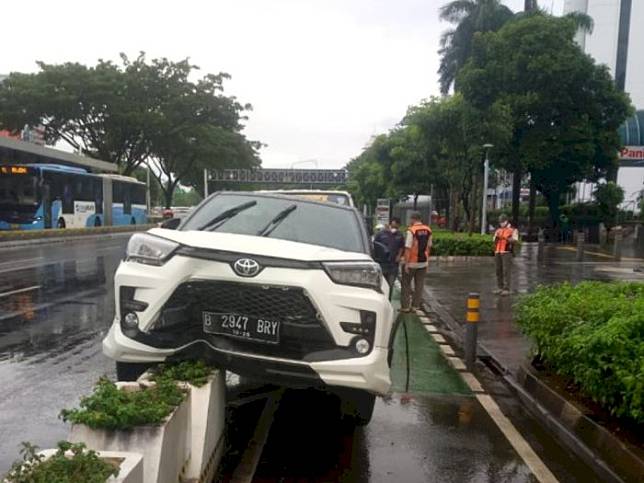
[0,236,601,481]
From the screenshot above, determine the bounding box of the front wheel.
[116,361,153,382]
[57,218,66,229]
[340,390,376,426]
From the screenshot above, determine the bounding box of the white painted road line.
[437,344,456,357]
[476,393,559,483]
[231,390,283,483]
[0,285,41,298]
[447,356,467,371]
[424,324,439,333]
[460,372,484,393]
[430,333,447,344]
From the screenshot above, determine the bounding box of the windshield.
[182,193,366,253]
[0,174,40,214]
[276,192,351,206]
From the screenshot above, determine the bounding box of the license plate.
[203,312,280,344]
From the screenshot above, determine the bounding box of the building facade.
[564,0,643,210]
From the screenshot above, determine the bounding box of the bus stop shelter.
[0,136,117,173]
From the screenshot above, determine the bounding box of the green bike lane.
[231,290,572,483]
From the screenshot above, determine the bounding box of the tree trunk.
[468,172,478,234]
[511,167,522,228]
[545,189,561,240]
[527,176,537,240]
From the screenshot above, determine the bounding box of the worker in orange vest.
[401,212,432,312]
[494,214,519,296]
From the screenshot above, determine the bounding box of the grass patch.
[0,224,155,242]
[516,282,644,423]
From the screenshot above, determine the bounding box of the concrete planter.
[185,371,226,483]
[68,382,190,483]
[3,450,143,483]
[138,370,226,483]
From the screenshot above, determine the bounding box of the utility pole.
[481,144,493,235]
[204,168,209,198]
[524,0,537,10]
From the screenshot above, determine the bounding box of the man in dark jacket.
[373,223,400,299]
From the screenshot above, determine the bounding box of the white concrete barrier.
[184,370,226,482]
[138,370,227,483]
[36,449,144,483]
[69,382,190,483]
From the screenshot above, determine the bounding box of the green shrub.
[60,376,185,430]
[5,441,118,483]
[516,282,644,423]
[149,359,215,387]
[431,231,495,256]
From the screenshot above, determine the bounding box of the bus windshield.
[0,173,39,211]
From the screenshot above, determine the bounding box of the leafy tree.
[438,0,514,95]
[458,13,631,229]
[593,182,624,228]
[0,53,258,184]
[172,186,202,207]
[181,130,262,198]
[346,135,392,211]
[401,94,512,231]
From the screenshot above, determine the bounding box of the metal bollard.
[576,231,585,262]
[464,293,479,371]
[614,226,623,262]
[537,229,545,261]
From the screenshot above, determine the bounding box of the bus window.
[94,178,103,214]
[133,185,146,205]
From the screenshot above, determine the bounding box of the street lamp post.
[204,168,209,198]
[481,144,494,235]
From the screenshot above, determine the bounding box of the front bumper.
[103,251,394,395]
[103,323,391,394]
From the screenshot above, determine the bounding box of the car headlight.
[323,261,382,291]
[126,233,179,266]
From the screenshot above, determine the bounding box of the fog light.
[123,312,139,330]
[354,338,371,355]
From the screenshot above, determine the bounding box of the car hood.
[148,228,371,262]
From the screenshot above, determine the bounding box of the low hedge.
[516,282,644,423]
[0,224,155,242]
[431,231,496,256]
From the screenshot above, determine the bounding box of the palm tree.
[438,1,594,96]
[438,0,514,95]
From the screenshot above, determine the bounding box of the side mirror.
[160,218,181,230]
[372,240,390,263]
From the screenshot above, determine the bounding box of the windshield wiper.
[256,204,297,237]
[199,200,257,231]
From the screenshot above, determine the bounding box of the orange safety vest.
[405,223,432,263]
[494,225,515,253]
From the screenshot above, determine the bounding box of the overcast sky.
[1,0,563,169]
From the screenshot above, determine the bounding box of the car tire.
[94,217,101,227]
[116,361,153,382]
[57,218,66,229]
[340,390,376,426]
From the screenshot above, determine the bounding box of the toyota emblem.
[233,258,261,277]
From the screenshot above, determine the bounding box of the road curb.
[422,291,643,483]
[0,225,154,249]
[513,365,643,483]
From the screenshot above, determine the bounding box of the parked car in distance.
[257,190,355,207]
[103,192,393,425]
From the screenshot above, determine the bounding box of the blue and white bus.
[0,164,147,230]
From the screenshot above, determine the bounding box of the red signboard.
[620,146,644,161]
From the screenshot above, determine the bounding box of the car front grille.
[153,280,337,360]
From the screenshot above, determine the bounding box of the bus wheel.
[57,219,66,229]
[130,217,136,225]
[94,217,101,227]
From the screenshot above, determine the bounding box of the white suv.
[103,192,393,424]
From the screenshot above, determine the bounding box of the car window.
[181,194,366,253]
